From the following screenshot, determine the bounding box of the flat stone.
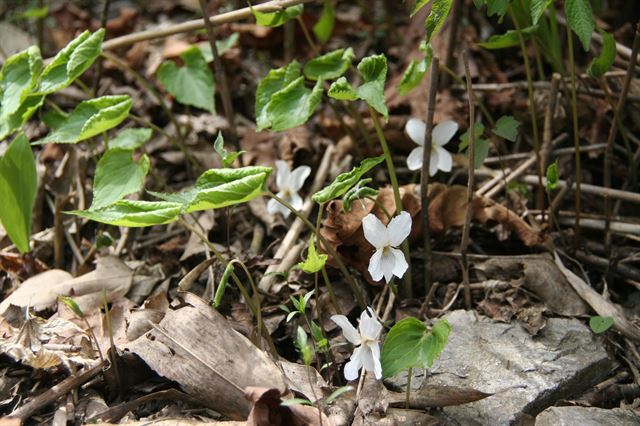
[535,407,640,426]
[384,310,612,425]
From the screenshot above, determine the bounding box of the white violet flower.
[331,307,383,380]
[405,118,458,176]
[267,160,311,218]
[363,211,411,283]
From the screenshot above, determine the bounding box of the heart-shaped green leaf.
[69,200,182,227]
[298,237,328,274]
[313,0,335,43]
[108,128,152,150]
[90,149,150,210]
[266,77,323,132]
[327,77,358,101]
[35,95,132,144]
[251,4,303,27]
[312,156,384,204]
[255,61,301,130]
[565,0,594,51]
[398,43,433,95]
[303,48,354,81]
[356,54,388,119]
[492,115,520,142]
[589,316,614,334]
[0,134,37,253]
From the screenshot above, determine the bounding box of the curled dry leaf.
[245,387,332,426]
[320,184,543,284]
[387,384,493,409]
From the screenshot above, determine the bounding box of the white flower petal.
[368,249,384,282]
[275,160,291,190]
[369,341,382,379]
[432,120,458,147]
[268,193,291,218]
[331,315,361,345]
[359,308,382,341]
[435,146,452,173]
[362,214,389,249]
[289,192,304,211]
[344,346,364,381]
[390,247,409,279]
[359,344,376,376]
[380,249,397,283]
[406,147,424,171]
[429,148,440,177]
[387,212,412,247]
[289,165,311,192]
[405,118,426,146]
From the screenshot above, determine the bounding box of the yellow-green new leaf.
[298,238,327,274]
[69,200,182,227]
[327,77,358,101]
[108,128,152,150]
[312,156,384,203]
[357,54,388,119]
[313,0,335,43]
[266,78,323,131]
[0,134,37,253]
[251,4,303,27]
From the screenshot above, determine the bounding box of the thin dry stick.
[540,73,562,174]
[420,56,439,297]
[198,0,238,145]
[101,0,315,50]
[460,51,474,310]
[604,22,640,252]
[441,0,462,88]
[567,23,582,251]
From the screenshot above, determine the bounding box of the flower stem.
[566,24,582,252]
[316,203,342,315]
[368,106,413,299]
[405,367,413,409]
[296,15,320,56]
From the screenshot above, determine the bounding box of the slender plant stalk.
[368,106,413,298]
[566,25,582,252]
[315,202,341,315]
[509,5,543,211]
[296,15,320,56]
[267,192,367,308]
[441,0,462,88]
[345,103,376,155]
[440,64,495,127]
[92,0,111,96]
[460,52,475,310]
[421,56,439,297]
[540,73,562,223]
[198,0,238,145]
[226,259,267,350]
[604,22,640,252]
[102,289,122,396]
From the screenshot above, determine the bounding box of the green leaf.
[303,48,354,81]
[327,77,358,101]
[0,95,44,141]
[90,150,150,210]
[357,54,388,119]
[342,178,378,211]
[398,43,433,95]
[35,95,132,144]
[251,4,303,27]
[312,156,384,203]
[325,386,354,404]
[486,0,510,18]
[298,238,328,274]
[157,46,215,112]
[213,262,235,308]
[281,398,313,407]
[381,317,451,378]
[565,0,594,51]
[425,0,453,42]
[478,26,537,49]
[313,0,335,43]
[39,29,104,94]
[59,296,84,318]
[0,134,37,253]
[411,0,432,17]
[0,46,43,139]
[266,77,323,131]
[530,0,553,25]
[198,33,239,62]
[213,132,243,167]
[459,123,488,169]
[108,128,152,150]
[589,316,613,334]
[151,166,272,212]
[587,30,616,78]
[255,61,301,130]
[492,115,520,141]
[69,200,182,227]
[546,160,559,192]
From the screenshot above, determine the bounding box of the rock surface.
[535,406,640,426]
[384,310,612,425]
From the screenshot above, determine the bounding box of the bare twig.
[521,175,640,204]
[460,51,474,310]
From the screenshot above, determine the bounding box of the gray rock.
[384,310,612,425]
[535,406,640,426]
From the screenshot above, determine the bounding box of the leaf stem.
[316,202,341,315]
[296,15,320,56]
[405,367,412,409]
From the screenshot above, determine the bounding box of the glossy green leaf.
[381,317,451,378]
[108,128,152,150]
[398,43,433,95]
[587,30,616,78]
[298,238,328,274]
[486,0,510,18]
[459,123,488,169]
[357,54,388,119]
[565,0,594,51]
[589,316,613,334]
[213,262,235,308]
[90,149,150,210]
[312,156,384,203]
[492,115,520,141]
[313,0,335,43]
[327,77,358,101]
[69,200,182,227]
[255,61,301,130]
[39,29,104,94]
[411,0,432,17]
[546,160,559,192]
[266,77,323,131]
[303,48,354,81]
[157,46,215,112]
[530,0,553,25]
[151,166,272,212]
[0,46,43,139]
[425,0,453,42]
[251,4,303,27]
[35,95,132,144]
[0,134,37,253]
[213,131,243,167]
[479,26,537,49]
[198,33,239,62]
